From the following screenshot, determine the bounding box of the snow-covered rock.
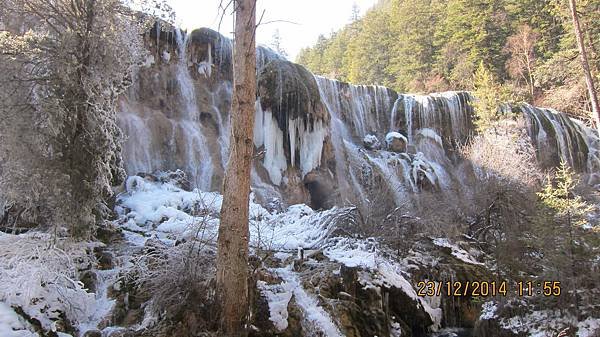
[363,134,382,150]
[161,50,170,62]
[386,132,408,152]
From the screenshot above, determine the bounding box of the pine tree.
[346,6,395,87]
[471,62,511,132]
[388,0,443,91]
[437,0,510,84]
[537,161,593,320]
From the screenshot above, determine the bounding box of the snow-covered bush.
[0,0,158,235]
[0,232,97,333]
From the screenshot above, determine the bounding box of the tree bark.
[569,0,600,134]
[216,0,256,336]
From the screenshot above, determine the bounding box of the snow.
[256,280,293,331]
[116,176,447,332]
[496,308,600,337]
[273,252,292,261]
[275,266,344,337]
[142,54,154,67]
[258,265,345,335]
[373,261,442,331]
[265,204,346,250]
[161,50,170,62]
[324,238,377,268]
[0,303,37,337]
[363,134,381,149]
[77,268,119,335]
[386,132,408,146]
[417,128,443,147]
[117,175,226,244]
[578,317,600,337]
[390,320,403,337]
[480,301,498,320]
[433,238,484,266]
[0,233,96,333]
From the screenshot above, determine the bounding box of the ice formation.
[253,98,327,185]
[117,26,600,211]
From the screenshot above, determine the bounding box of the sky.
[166,0,378,61]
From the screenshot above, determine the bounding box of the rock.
[282,296,304,337]
[158,169,191,191]
[406,144,417,154]
[106,329,136,337]
[82,330,102,337]
[303,171,337,210]
[386,132,408,152]
[80,270,98,293]
[136,172,158,182]
[265,197,285,214]
[94,247,114,270]
[363,134,382,150]
[587,172,600,186]
[258,59,328,126]
[280,170,311,206]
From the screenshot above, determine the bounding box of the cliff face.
[117,25,600,209]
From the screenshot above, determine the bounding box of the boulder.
[363,134,382,150]
[386,132,408,153]
[80,270,98,293]
[258,60,327,124]
[82,330,102,337]
[157,169,191,191]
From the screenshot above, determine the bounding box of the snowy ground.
[114,176,456,334]
[480,300,600,337]
[1,174,598,336]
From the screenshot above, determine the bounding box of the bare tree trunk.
[216,0,256,336]
[569,0,600,134]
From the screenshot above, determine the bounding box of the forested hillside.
[297,0,600,121]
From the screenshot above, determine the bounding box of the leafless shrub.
[129,241,217,324]
[122,195,221,333]
[462,118,543,187]
[365,118,546,263]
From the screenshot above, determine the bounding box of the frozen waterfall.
[116,26,600,208]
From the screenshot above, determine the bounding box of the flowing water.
[173,29,214,190]
[118,27,600,208]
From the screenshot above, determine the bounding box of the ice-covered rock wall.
[521,104,600,177]
[313,76,471,208]
[117,25,600,208]
[118,26,233,191]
